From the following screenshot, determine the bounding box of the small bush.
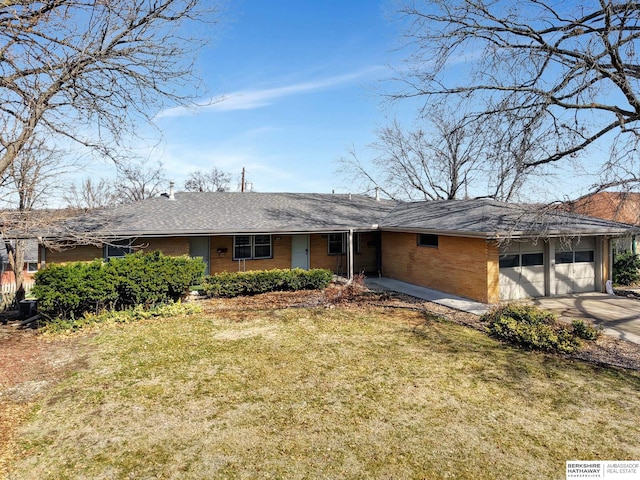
[202,268,333,298]
[613,251,640,286]
[571,319,602,340]
[42,301,202,334]
[482,304,582,354]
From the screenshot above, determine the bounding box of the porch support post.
[546,238,556,297]
[347,229,354,281]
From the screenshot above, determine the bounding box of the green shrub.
[613,251,640,285]
[33,251,205,320]
[33,260,119,320]
[571,319,602,340]
[105,251,205,308]
[202,268,333,298]
[481,304,582,354]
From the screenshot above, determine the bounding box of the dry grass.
[7,306,640,479]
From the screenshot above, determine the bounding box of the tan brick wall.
[46,245,103,264]
[381,231,496,303]
[486,243,500,304]
[138,237,189,257]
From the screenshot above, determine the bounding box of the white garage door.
[555,238,596,295]
[499,241,546,301]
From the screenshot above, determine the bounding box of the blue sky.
[147,0,401,194]
[71,0,605,202]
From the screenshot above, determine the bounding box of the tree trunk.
[4,238,26,304]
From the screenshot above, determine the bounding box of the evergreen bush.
[612,251,640,286]
[33,251,205,320]
[481,304,583,354]
[202,268,333,298]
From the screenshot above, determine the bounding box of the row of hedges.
[481,303,601,354]
[33,251,205,320]
[202,268,333,298]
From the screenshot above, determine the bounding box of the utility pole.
[241,167,245,192]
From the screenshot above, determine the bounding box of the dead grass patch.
[6,306,640,479]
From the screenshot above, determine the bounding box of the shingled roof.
[380,198,633,238]
[58,192,398,238]
[44,193,633,241]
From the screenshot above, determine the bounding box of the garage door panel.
[573,262,595,279]
[499,267,521,285]
[521,266,545,282]
[521,280,545,297]
[573,275,595,292]
[500,282,525,300]
[554,264,573,295]
[499,242,546,301]
[553,240,596,294]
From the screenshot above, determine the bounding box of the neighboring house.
[565,191,640,252]
[0,238,40,287]
[39,191,632,304]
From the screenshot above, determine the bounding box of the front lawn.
[9,306,640,479]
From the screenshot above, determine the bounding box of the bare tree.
[0,137,70,302]
[184,167,231,192]
[391,1,640,192]
[0,0,221,177]
[340,110,487,201]
[114,160,166,203]
[64,178,118,210]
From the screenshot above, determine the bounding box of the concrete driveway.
[530,293,640,344]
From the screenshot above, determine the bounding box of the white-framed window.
[25,262,38,273]
[104,239,133,260]
[233,235,272,260]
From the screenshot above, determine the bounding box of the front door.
[189,237,210,275]
[291,235,309,270]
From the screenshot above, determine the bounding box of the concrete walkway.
[530,293,640,345]
[364,277,490,316]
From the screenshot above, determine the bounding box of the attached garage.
[499,240,546,301]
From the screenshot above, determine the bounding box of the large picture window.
[233,235,272,260]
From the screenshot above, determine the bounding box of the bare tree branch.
[113,160,166,203]
[391,0,640,189]
[184,167,232,192]
[0,0,221,176]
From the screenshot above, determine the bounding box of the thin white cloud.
[157,66,386,118]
